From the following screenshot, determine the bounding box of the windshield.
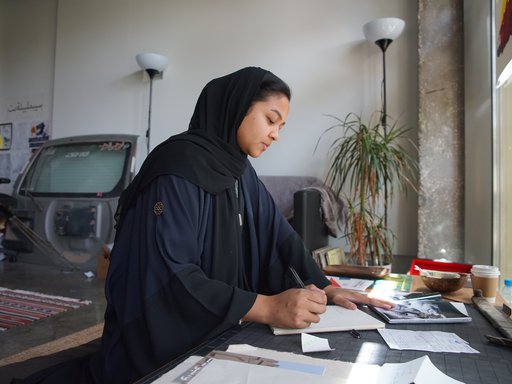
[19,140,132,197]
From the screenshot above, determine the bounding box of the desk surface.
[139,281,512,384]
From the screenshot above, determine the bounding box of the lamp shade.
[136,53,169,72]
[363,17,405,43]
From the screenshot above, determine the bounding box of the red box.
[409,258,472,275]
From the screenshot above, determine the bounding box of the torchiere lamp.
[136,52,169,153]
[363,17,405,134]
[363,17,405,228]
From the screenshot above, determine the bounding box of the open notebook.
[270,305,385,336]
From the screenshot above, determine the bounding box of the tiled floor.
[0,259,106,360]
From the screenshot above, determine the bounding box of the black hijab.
[115,66,270,231]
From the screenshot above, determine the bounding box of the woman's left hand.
[323,285,395,310]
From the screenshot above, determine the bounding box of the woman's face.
[237,94,290,158]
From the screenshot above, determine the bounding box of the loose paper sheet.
[326,276,374,291]
[378,355,464,384]
[378,329,480,353]
[301,333,335,353]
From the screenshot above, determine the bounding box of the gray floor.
[0,259,106,360]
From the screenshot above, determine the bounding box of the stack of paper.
[151,344,464,384]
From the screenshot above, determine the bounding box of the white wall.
[0,0,57,192]
[1,0,419,256]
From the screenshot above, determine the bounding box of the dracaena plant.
[318,111,418,266]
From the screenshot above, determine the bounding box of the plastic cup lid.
[471,264,500,276]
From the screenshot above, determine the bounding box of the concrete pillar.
[417,0,464,261]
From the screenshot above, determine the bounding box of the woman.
[13,67,393,384]
[88,66,393,383]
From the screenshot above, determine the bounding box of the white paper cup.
[471,265,500,303]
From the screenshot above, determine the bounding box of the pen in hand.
[288,266,305,288]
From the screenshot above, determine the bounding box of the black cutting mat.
[213,305,511,384]
[139,304,512,384]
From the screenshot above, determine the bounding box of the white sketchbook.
[270,305,385,336]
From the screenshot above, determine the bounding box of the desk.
[138,279,512,384]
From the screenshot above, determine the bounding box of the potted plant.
[318,111,418,266]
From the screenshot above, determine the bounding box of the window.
[19,140,132,198]
[496,0,512,281]
[497,77,512,281]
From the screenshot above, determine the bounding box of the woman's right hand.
[243,286,327,329]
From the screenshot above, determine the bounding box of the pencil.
[288,266,305,288]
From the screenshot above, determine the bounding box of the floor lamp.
[363,17,405,227]
[136,52,169,153]
[363,17,405,135]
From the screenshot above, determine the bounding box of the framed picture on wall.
[0,123,13,150]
